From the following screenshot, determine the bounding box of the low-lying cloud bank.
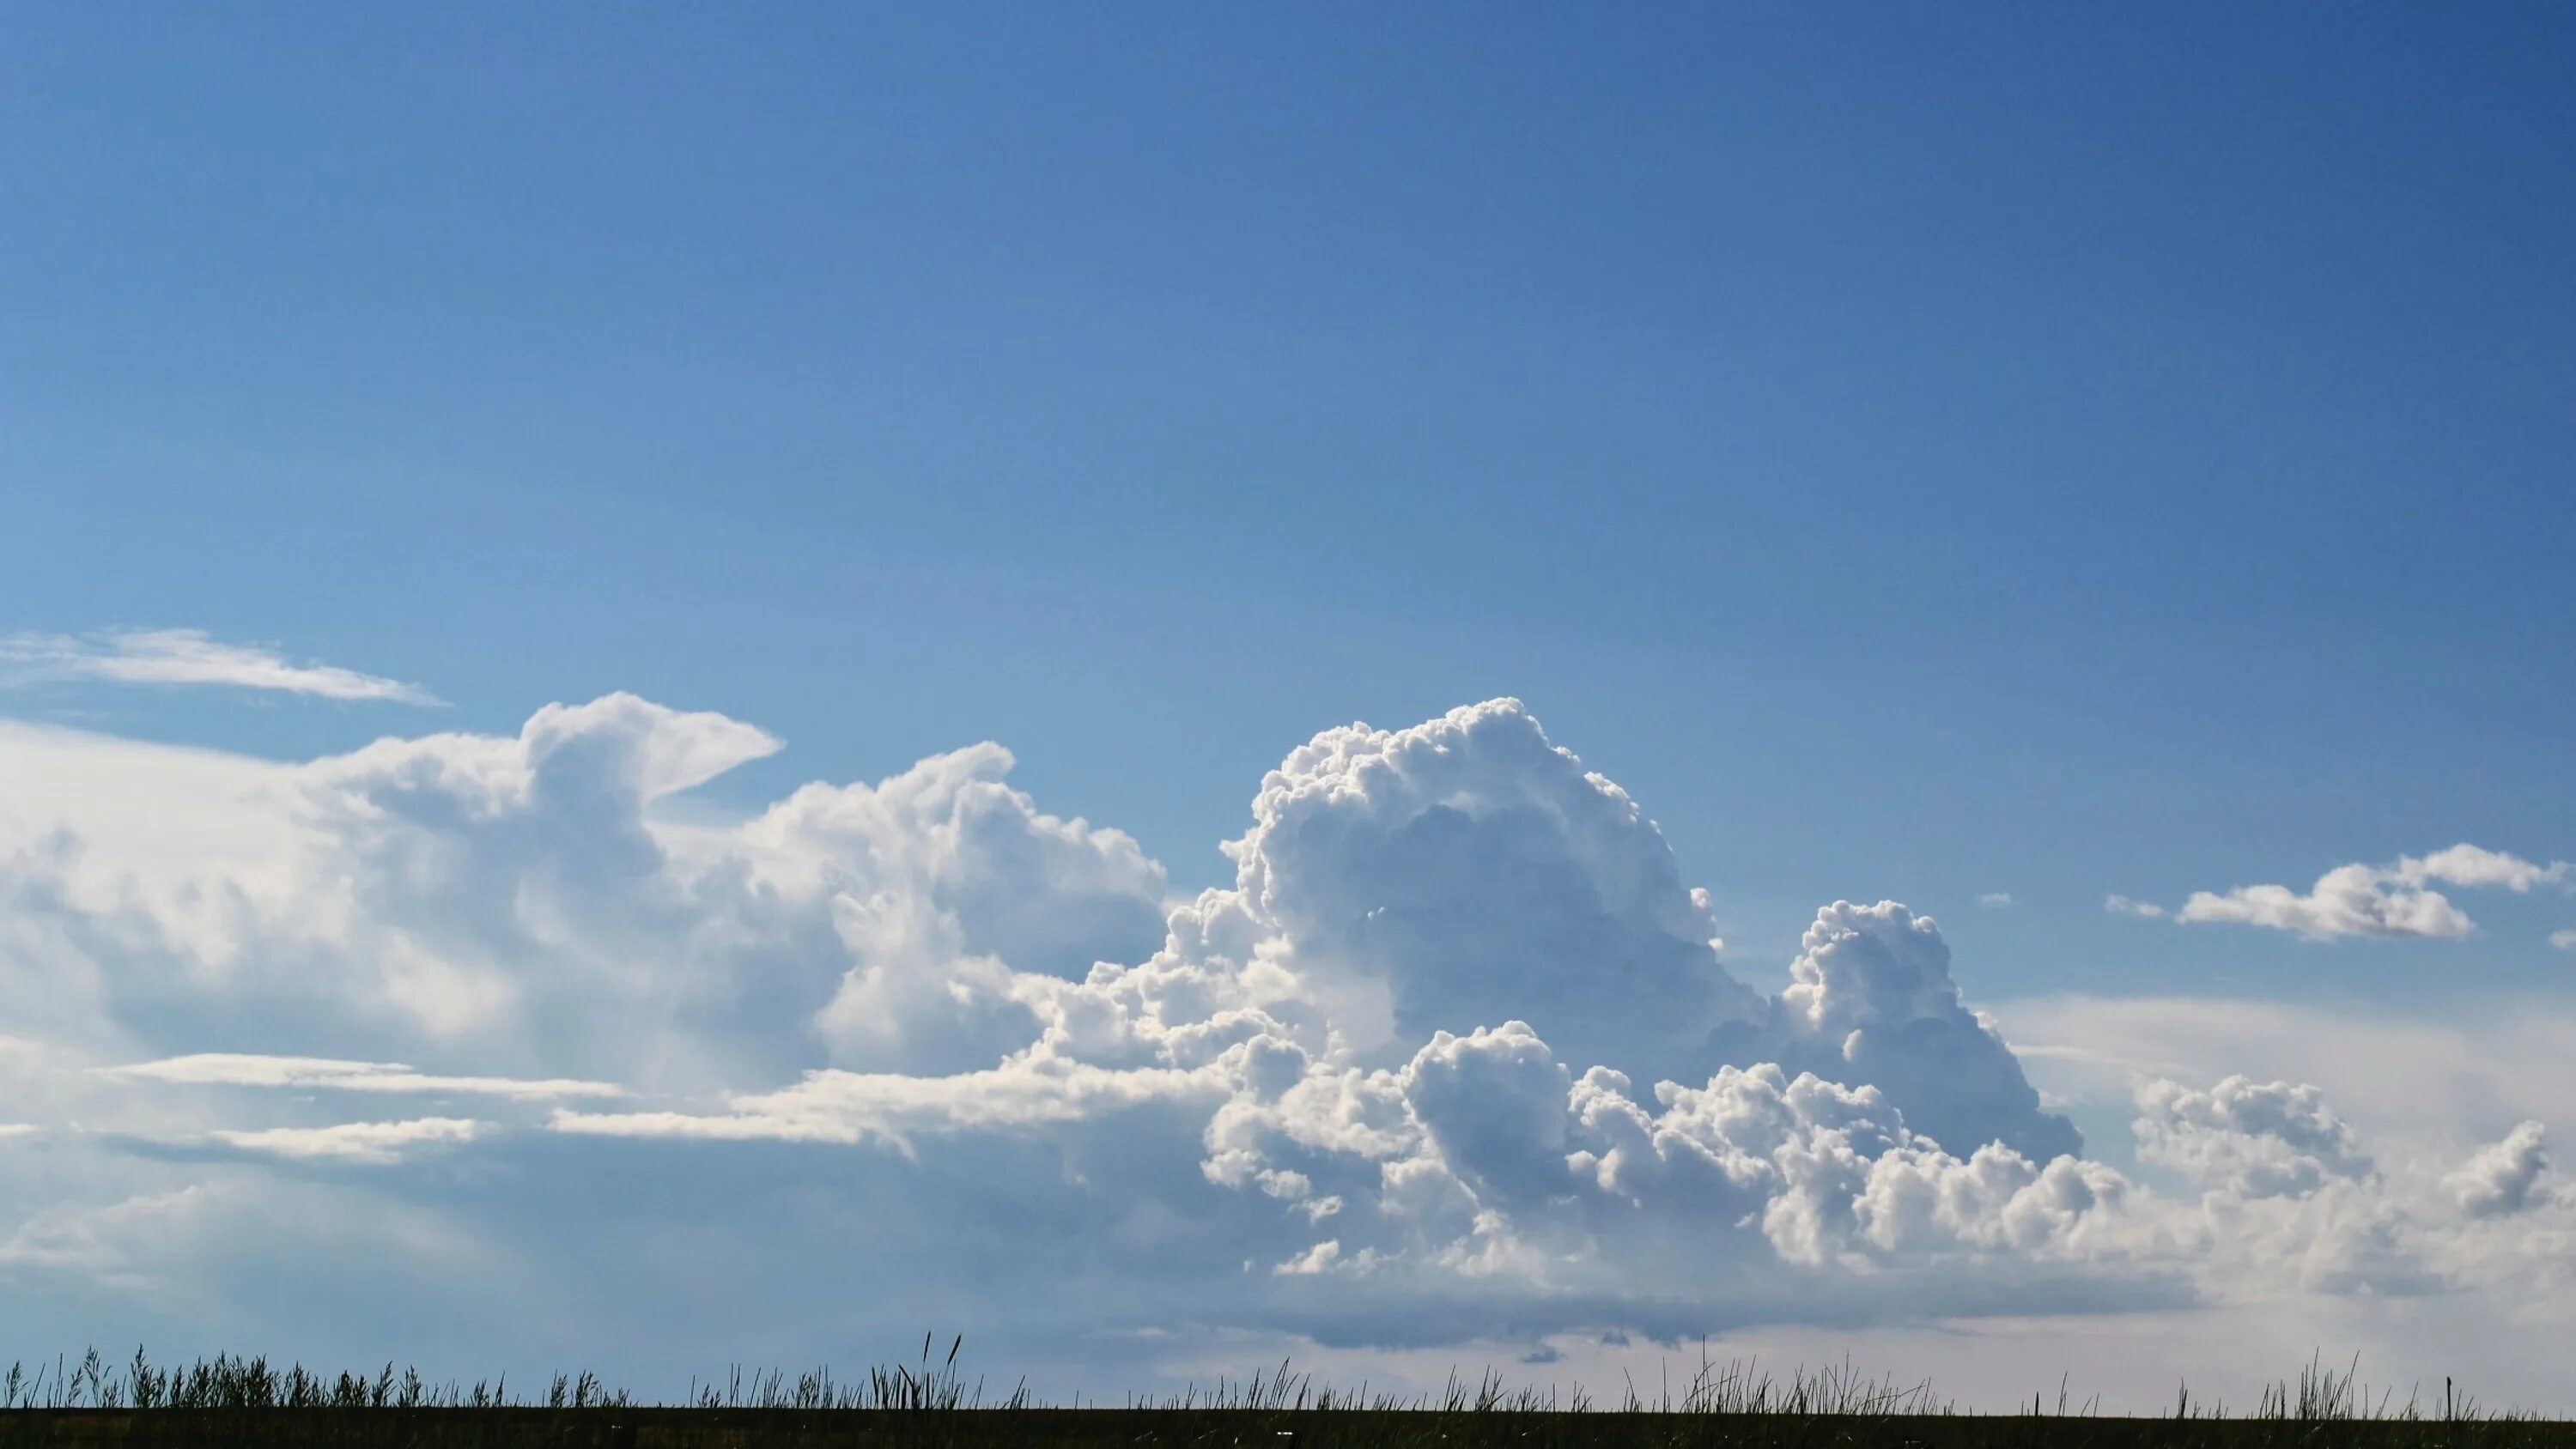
[0,698,2568,1397]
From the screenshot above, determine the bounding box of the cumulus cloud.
[1400,1022,1577,1211]
[1,693,2571,1397]
[2392,846,2571,894]
[0,627,443,706]
[2163,845,2569,941]
[2134,1077,2373,1200]
[1770,901,2077,1161]
[1215,700,1766,1080]
[1992,993,2576,1154]
[1976,893,2012,909]
[2182,868,2468,939]
[1566,1056,2122,1270]
[1273,1239,1375,1276]
[2447,1123,2550,1219]
[2551,930,2576,951]
[2104,895,2166,919]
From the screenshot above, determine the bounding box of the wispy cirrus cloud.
[99,1054,627,1101]
[550,1060,1222,1150]
[0,627,442,706]
[210,1118,483,1164]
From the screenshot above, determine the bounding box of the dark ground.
[4,1410,2575,1449]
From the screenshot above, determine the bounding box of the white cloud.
[2395,845,2570,893]
[2,694,2573,1404]
[552,1058,1220,1150]
[0,627,443,705]
[2166,845,2569,941]
[2103,894,2166,919]
[1210,698,1767,1081]
[1976,893,2012,909]
[1772,900,2076,1161]
[99,1054,628,1100]
[0,1185,213,1282]
[1273,1240,1375,1276]
[2446,1122,2550,1219]
[2181,865,2469,939]
[2551,930,2576,951]
[1400,1022,1576,1211]
[2133,1076,2372,1199]
[1994,993,2576,1160]
[210,1117,483,1164]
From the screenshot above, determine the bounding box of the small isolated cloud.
[2104,894,2166,919]
[2551,930,2576,952]
[2392,846,2570,894]
[209,1118,483,1165]
[2181,864,2474,940]
[2132,845,2571,942]
[0,627,442,705]
[100,1055,627,1100]
[1977,893,2013,909]
[1272,1240,1348,1276]
[2447,1122,2550,1219]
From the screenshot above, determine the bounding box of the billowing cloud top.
[0,694,2567,1397]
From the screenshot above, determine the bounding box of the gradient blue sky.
[4,4,2575,1404]
[11,4,2573,989]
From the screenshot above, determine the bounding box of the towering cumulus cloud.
[0,698,2567,1393]
[1218,701,1765,1079]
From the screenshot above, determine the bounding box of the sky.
[3,2,2575,1413]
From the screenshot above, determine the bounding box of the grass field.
[0,1341,2567,1448]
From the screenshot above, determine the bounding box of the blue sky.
[4,3,2575,1409]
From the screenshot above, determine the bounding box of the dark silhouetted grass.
[0,1339,2567,1447]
